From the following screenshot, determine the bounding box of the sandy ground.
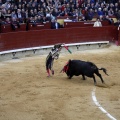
[0,45,120,120]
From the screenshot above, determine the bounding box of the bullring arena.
[0,44,120,120]
[0,19,120,120]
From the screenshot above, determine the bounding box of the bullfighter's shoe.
[47,74,51,77]
[47,69,50,77]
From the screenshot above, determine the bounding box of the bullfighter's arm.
[51,49,60,59]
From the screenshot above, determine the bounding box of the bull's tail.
[99,68,109,76]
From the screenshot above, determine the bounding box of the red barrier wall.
[0,26,118,52]
[118,28,120,45]
[64,21,110,28]
[1,24,27,33]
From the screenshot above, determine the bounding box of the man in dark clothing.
[46,43,63,77]
[51,19,61,29]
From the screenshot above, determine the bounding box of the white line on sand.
[92,87,117,120]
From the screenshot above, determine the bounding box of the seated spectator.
[93,18,102,27]
[29,17,35,24]
[36,15,43,23]
[114,8,119,18]
[87,9,94,20]
[103,7,108,16]
[11,10,17,19]
[59,10,65,16]
[29,17,37,26]
[115,10,120,19]
[28,9,35,18]
[11,18,20,30]
[0,0,2,6]
[51,19,61,29]
[1,4,7,19]
[80,16,86,21]
[5,17,11,24]
[5,0,11,8]
[108,8,114,16]
[32,16,38,26]
[46,11,55,22]
[72,9,79,17]
[41,16,50,24]
[78,0,84,8]
[93,9,98,17]
[103,15,114,24]
[84,7,89,21]
[4,9,11,18]
[51,8,58,18]
[17,9,24,23]
[97,8,104,16]
[37,9,45,17]
[72,16,79,22]
[90,0,95,4]
[33,8,38,16]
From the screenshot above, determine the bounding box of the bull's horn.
[60,69,64,73]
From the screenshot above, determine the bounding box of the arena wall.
[0,26,119,61]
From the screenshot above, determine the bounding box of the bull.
[60,59,109,85]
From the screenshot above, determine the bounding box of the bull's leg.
[68,74,73,79]
[98,74,104,83]
[93,75,97,86]
[95,71,104,83]
[82,74,86,80]
[68,75,73,79]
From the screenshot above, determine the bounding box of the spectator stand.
[0,0,119,32]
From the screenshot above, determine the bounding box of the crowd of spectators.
[0,0,120,30]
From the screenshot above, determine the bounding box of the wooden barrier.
[1,23,26,33]
[1,24,12,33]
[64,21,110,28]
[0,26,118,52]
[28,22,51,30]
[0,21,113,33]
[0,23,51,33]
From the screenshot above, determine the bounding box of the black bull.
[61,60,109,85]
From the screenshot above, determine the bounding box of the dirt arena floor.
[0,45,120,120]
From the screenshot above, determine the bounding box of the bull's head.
[60,60,71,75]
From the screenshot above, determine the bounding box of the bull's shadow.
[62,76,102,86]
